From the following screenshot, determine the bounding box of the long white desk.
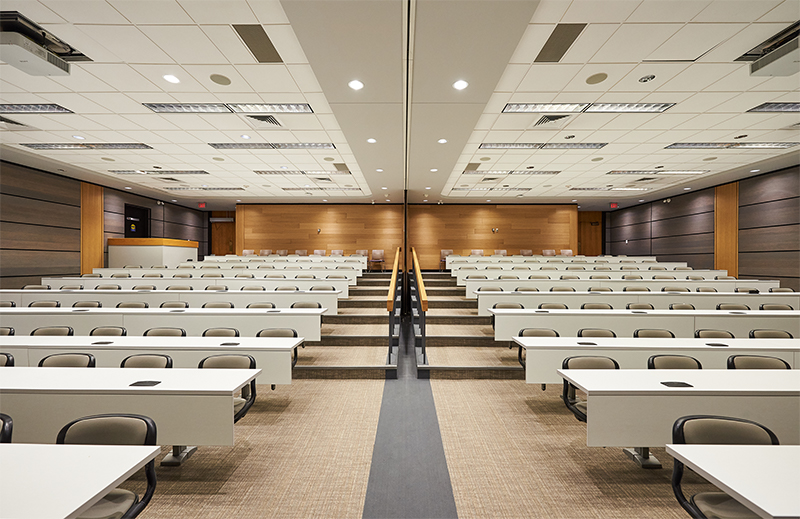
[0,307,324,341]
[1,289,341,315]
[205,255,368,268]
[457,269,727,285]
[0,367,260,447]
[557,369,800,448]
[453,263,694,273]
[0,444,161,519]
[666,445,800,519]
[41,277,350,298]
[466,278,780,299]
[0,336,302,385]
[446,256,662,269]
[95,267,360,284]
[477,291,799,316]
[491,309,800,341]
[514,337,800,384]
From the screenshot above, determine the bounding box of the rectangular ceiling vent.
[481,177,500,182]
[535,24,586,63]
[533,114,570,129]
[110,170,209,175]
[635,177,657,182]
[246,115,281,127]
[233,24,283,63]
[156,177,182,182]
[315,177,333,182]
[0,115,34,130]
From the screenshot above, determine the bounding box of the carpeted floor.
[429,379,714,519]
[129,379,384,519]
[426,346,520,367]
[295,346,389,366]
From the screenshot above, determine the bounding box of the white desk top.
[0,367,261,395]
[557,369,800,396]
[514,337,800,352]
[0,335,303,352]
[491,308,799,318]
[0,443,161,519]
[666,445,800,519]
[0,307,325,317]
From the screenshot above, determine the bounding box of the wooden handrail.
[387,247,402,312]
[411,247,428,312]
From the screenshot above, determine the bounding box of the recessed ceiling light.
[480,157,490,161]
[386,199,390,202]
[430,168,438,172]
[124,187,132,190]
[479,143,542,149]
[486,200,491,202]
[425,187,431,189]
[747,102,800,113]
[241,134,251,139]
[438,139,447,144]
[72,135,84,140]
[503,103,588,113]
[453,80,468,90]
[638,74,656,83]
[367,138,376,143]
[376,168,383,172]
[304,184,310,187]
[750,169,760,173]
[381,187,387,190]
[163,74,180,84]
[348,80,364,90]
[586,72,608,85]
[667,142,799,149]
[210,74,231,86]
[201,184,208,187]
[0,103,72,113]
[572,199,577,202]
[585,103,674,113]
[684,187,692,190]
[655,165,664,169]
[324,157,335,161]
[423,199,428,202]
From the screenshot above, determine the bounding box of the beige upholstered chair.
[203,327,239,337]
[291,301,322,309]
[562,356,619,422]
[671,415,778,519]
[542,249,555,256]
[550,286,575,292]
[670,303,695,310]
[143,327,186,337]
[257,328,298,337]
[581,302,613,310]
[623,286,650,292]
[770,287,794,292]
[695,329,734,339]
[172,272,193,278]
[0,301,16,307]
[626,303,654,310]
[259,249,272,256]
[539,303,567,310]
[242,249,255,255]
[132,285,156,291]
[369,250,385,271]
[247,302,276,309]
[205,285,228,291]
[696,286,717,292]
[95,284,121,290]
[60,284,83,290]
[0,328,14,336]
[276,286,299,291]
[331,250,344,256]
[73,301,101,308]
[199,355,257,422]
[235,272,255,278]
[29,300,59,307]
[578,328,616,338]
[520,249,533,256]
[295,274,316,279]
[727,354,791,369]
[160,301,188,309]
[166,285,192,291]
[56,414,158,518]
[588,286,612,291]
[203,301,233,308]
[634,329,675,338]
[716,303,750,310]
[647,354,701,369]
[515,286,538,292]
[241,285,266,291]
[310,285,336,291]
[90,326,127,336]
[759,303,793,310]
[750,329,793,338]
[31,326,73,336]
[313,250,326,256]
[38,353,95,367]
[110,273,130,279]
[201,272,223,278]
[23,284,50,290]
[121,354,172,368]
[142,273,162,278]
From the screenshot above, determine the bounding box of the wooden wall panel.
[608,239,651,257]
[650,189,715,220]
[81,183,104,275]
[0,194,81,227]
[409,204,577,270]
[237,204,404,261]
[655,254,714,270]
[651,213,714,238]
[578,211,602,256]
[0,161,81,205]
[739,198,799,229]
[608,204,651,227]
[739,225,800,253]
[609,222,651,242]
[714,182,738,277]
[0,222,81,251]
[738,165,799,206]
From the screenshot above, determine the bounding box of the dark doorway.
[124,204,150,238]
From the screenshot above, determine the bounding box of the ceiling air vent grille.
[534,114,570,127]
[246,115,281,126]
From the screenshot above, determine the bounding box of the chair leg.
[161,445,198,466]
[623,447,662,469]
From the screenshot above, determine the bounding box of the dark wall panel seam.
[0,192,81,208]
[739,196,800,209]
[738,222,800,231]
[0,220,81,231]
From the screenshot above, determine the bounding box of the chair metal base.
[623,447,662,469]
[161,445,197,466]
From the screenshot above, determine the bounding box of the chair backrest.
[623,285,649,292]
[354,249,368,256]
[550,286,575,292]
[295,250,307,256]
[312,249,326,256]
[493,302,524,310]
[259,249,272,256]
[695,329,734,338]
[589,275,611,280]
[470,249,484,256]
[151,265,167,269]
[622,274,642,279]
[23,284,50,290]
[121,354,172,368]
[330,250,344,256]
[143,327,186,337]
[247,302,276,309]
[0,301,16,307]
[670,303,695,310]
[31,326,73,336]
[95,284,121,290]
[266,273,286,279]
[110,273,130,279]
[73,301,101,308]
[648,266,667,270]
[242,249,255,255]
[276,285,299,291]
[257,264,275,269]
[166,285,193,291]
[727,354,791,369]
[172,272,193,278]
[578,328,616,337]
[0,413,12,443]
[735,287,759,294]
[634,328,675,338]
[561,355,619,421]
[581,302,613,310]
[82,273,102,278]
[177,264,195,269]
[588,286,612,291]
[539,303,568,310]
[90,326,126,336]
[686,275,704,281]
[203,301,234,308]
[493,250,507,256]
[201,272,223,278]
[29,300,60,307]
[466,275,488,280]
[498,275,518,280]
[769,287,794,292]
[60,284,83,290]
[542,249,555,256]
[235,272,255,278]
[512,266,530,271]
[160,301,188,309]
[515,286,538,292]
[662,286,689,292]
[715,275,736,280]
[528,274,549,280]
[276,250,288,256]
[566,266,584,271]
[241,285,266,291]
[203,327,239,337]
[717,303,750,310]
[560,275,580,280]
[759,304,793,311]
[132,285,156,291]
[123,265,142,269]
[257,328,298,337]
[0,328,14,336]
[291,301,322,309]
[520,249,533,256]
[371,250,385,261]
[295,274,316,279]
[38,353,95,367]
[200,265,220,269]
[205,285,228,291]
[519,328,559,337]
[476,286,502,292]
[560,249,573,256]
[648,354,701,369]
[749,329,793,338]
[627,303,654,310]
[310,285,336,291]
[696,286,717,292]
[198,354,257,422]
[142,273,163,278]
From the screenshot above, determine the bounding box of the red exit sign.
[609,202,619,209]
[198,202,206,209]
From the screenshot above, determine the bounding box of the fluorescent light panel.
[461,170,560,175]
[21,143,152,150]
[584,103,674,113]
[144,103,231,113]
[111,170,209,175]
[254,170,350,175]
[227,103,312,113]
[747,102,800,112]
[450,187,531,191]
[503,103,588,113]
[0,103,72,113]
[501,102,674,113]
[606,170,706,175]
[479,142,605,149]
[164,187,245,191]
[143,103,313,113]
[209,143,335,150]
[541,142,607,149]
[666,142,799,149]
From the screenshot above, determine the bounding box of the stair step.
[349,288,393,296]
[293,366,397,379]
[323,314,388,325]
[418,280,457,287]
[426,336,502,347]
[421,288,465,296]
[308,335,391,346]
[357,280,393,286]
[340,299,386,308]
[425,315,491,325]
[417,365,524,380]
[426,300,477,309]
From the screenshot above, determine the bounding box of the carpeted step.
[323,314,389,325]
[425,315,491,325]
[340,298,386,308]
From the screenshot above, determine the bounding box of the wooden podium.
[107,238,198,268]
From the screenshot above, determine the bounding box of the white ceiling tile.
[611,63,691,91]
[84,65,160,92]
[699,23,793,63]
[508,24,556,64]
[86,93,152,114]
[562,64,637,92]
[517,64,582,92]
[287,64,322,93]
[39,92,111,114]
[302,93,332,114]
[752,73,800,92]
[49,65,115,92]
[627,0,711,22]
[182,65,253,93]
[560,24,619,64]
[200,25,256,64]
[198,114,249,131]
[633,113,695,130]
[693,0,783,22]
[39,0,129,23]
[75,25,174,63]
[561,0,642,23]
[108,0,194,23]
[706,65,771,92]
[248,0,290,24]
[675,113,737,130]
[264,25,308,65]
[139,26,229,64]
[276,114,324,131]
[237,65,299,93]
[647,23,745,62]
[592,24,682,63]
[564,113,618,130]
[495,64,530,93]
[40,113,104,130]
[40,23,122,63]
[657,63,740,92]
[667,92,737,114]
[121,113,180,131]
[129,65,207,92]
[757,0,800,21]
[177,0,255,24]
[712,112,782,130]
[707,91,783,113]
[82,113,142,130]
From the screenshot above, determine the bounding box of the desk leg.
[623,447,661,469]
[161,445,198,466]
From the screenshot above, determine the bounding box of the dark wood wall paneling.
[605,188,716,269]
[0,161,81,288]
[738,166,800,291]
[103,190,208,265]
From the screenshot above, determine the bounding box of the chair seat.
[233,397,247,414]
[78,488,137,519]
[693,492,760,519]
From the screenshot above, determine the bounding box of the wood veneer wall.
[714,182,738,277]
[408,204,578,270]
[80,183,104,274]
[104,190,207,266]
[738,166,799,291]
[0,161,82,288]
[210,211,236,256]
[578,211,603,256]
[235,204,404,259]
